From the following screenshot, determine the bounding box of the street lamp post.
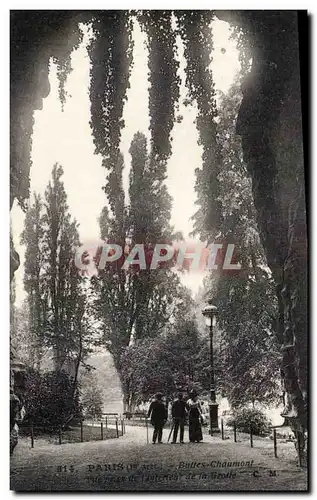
[202,299,220,434]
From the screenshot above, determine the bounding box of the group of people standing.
[147,390,204,444]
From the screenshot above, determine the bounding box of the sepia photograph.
[9,8,308,492]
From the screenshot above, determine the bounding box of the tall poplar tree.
[21,193,46,368]
[22,164,96,376]
[92,132,184,410]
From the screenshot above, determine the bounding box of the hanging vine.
[87,11,134,178]
[52,20,84,109]
[175,11,223,241]
[138,10,180,165]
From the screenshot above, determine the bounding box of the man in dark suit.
[147,392,167,444]
[171,392,188,444]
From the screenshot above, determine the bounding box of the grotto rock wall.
[216,11,307,442]
[10,11,81,454]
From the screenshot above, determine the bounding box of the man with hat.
[147,392,167,444]
[171,392,188,444]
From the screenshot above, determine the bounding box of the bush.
[23,369,83,430]
[82,385,103,420]
[227,407,272,436]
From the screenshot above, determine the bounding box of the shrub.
[227,407,272,436]
[23,368,83,430]
[82,385,104,420]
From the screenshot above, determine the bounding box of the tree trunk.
[123,393,133,413]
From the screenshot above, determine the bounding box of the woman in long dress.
[187,391,203,443]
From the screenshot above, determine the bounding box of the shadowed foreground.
[11,425,308,491]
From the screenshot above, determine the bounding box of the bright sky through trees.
[11,19,240,305]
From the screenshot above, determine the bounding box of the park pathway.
[10,424,308,491]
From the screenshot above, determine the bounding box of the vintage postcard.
[10,9,308,492]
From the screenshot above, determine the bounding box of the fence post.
[146,418,149,444]
[80,421,84,443]
[221,419,224,440]
[250,424,253,448]
[30,425,34,448]
[121,419,124,436]
[101,422,104,440]
[233,422,237,443]
[297,434,302,467]
[105,417,108,429]
[116,418,119,438]
[273,429,277,458]
[59,427,62,445]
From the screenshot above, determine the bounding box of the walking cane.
[146,417,149,444]
[168,420,175,443]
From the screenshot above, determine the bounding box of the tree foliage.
[23,368,82,429]
[81,374,104,420]
[227,407,272,436]
[91,133,184,388]
[119,292,202,407]
[138,11,180,163]
[87,12,134,178]
[20,194,46,367]
[175,11,223,239]
[199,80,281,409]
[21,164,96,373]
[10,299,41,370]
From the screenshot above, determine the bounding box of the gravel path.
[11,424,308,492]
